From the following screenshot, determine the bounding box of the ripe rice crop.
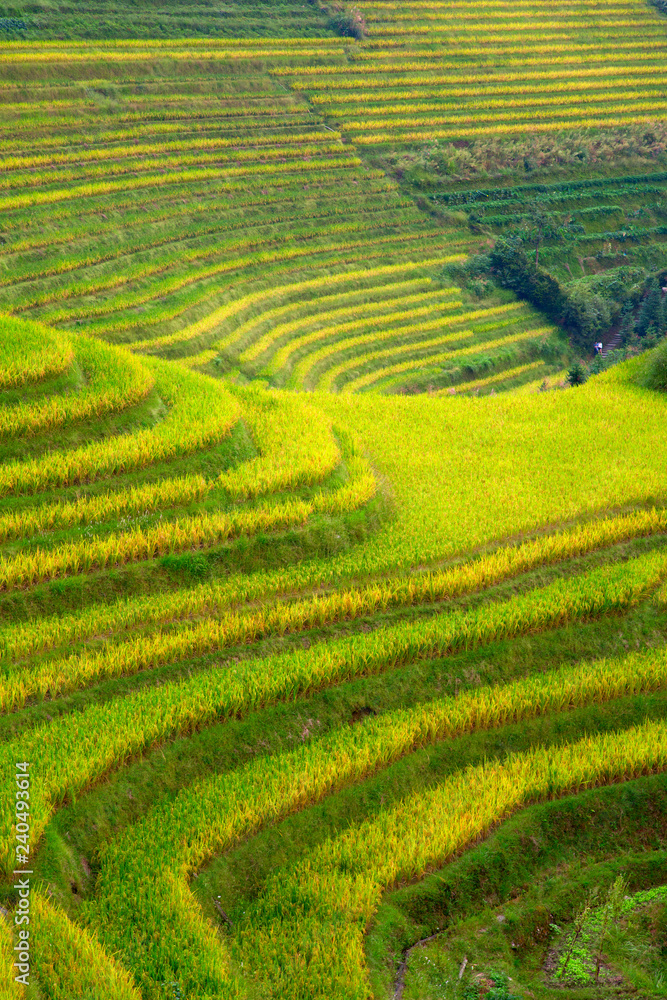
[132,260,444,356]
[0,336,153,439]
[0,356,240,496]
[434,359,546,395]
[219,390,341,499]
[4,499,666,669]
[303,301,528,387]
[7,16,667,995]
[241,717,667,999]
[81,634,667,999]
[267,294,467,379]
[335,326,552,394]
[0,315,73,390]
[5,621,667,888]
[0,475,210,543]
[238,284,458,367]
[31,893,142,1000]
[2,545,660,717]
[0,496,316,593]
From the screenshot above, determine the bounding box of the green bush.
[640,338,667,392]
[566,361,588,386]
[320,1,366,38]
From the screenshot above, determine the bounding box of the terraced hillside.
[0,0,336,39]
[4,313,667,999]
[294,0,667,148]
[0,24,611,396]
[5,2,667,1000]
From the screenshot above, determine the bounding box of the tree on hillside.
[636,280,666,338]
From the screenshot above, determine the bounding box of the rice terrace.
[6,0,667,997]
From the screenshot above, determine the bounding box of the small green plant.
[557,887,599,980]
[566,361,588,386]
[594,875,628,982]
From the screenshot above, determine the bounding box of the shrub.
[325,2,366,39]
[640,338,667,392]
[566,361,588,386]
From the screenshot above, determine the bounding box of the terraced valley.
[3,2,667,1000]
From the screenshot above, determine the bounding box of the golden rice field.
[288,0,667,147]
[3,3,667,1000]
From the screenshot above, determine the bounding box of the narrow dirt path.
[393,932,441,999]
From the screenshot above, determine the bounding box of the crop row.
[27,893,141,1000]
[433,169,667,206]
[351,115,667,147]
[0,107,314,143]
[0,358,240,497]
[219,389,342,500]
[341,98,667,133]
[0,130,341,174]
[437,359,545,395]
[291,322,472,391]
[132,269,416,356]
[83,614,667,998]
[301,301,524,366]
[263,294,467,378]
[244,717,667,999]
[0,157,365,214]
[238,284,456,366]
[216,276,436,359]
[0,391,356,590]
[0,336,153,439]
[0,474,209,544]
[335,326,550,395]
[11,178,396,275]
[514,369,569,394]
[291,63,667,91]
[0,469,380,708]
[0,316,72,390]
[311,74,667,104]
[0,549,663,868]
[0,496,315,595]
[278,49,666,78]
[359,1,641,10]
[40,233,462,329]
[149,259,444,358]
[3,185,406,261]
[0,145,352,196]
[330,89,667,119]
[0,45,344,64]
[293,312,532,392]
[2,529,661,723]
[71,239,458,351]
[7,496,666,669]
[389,347,529,394]
[367,339,542,395]
[7,213,391,314]
[3,35,345,50]
[3,202,419,290]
